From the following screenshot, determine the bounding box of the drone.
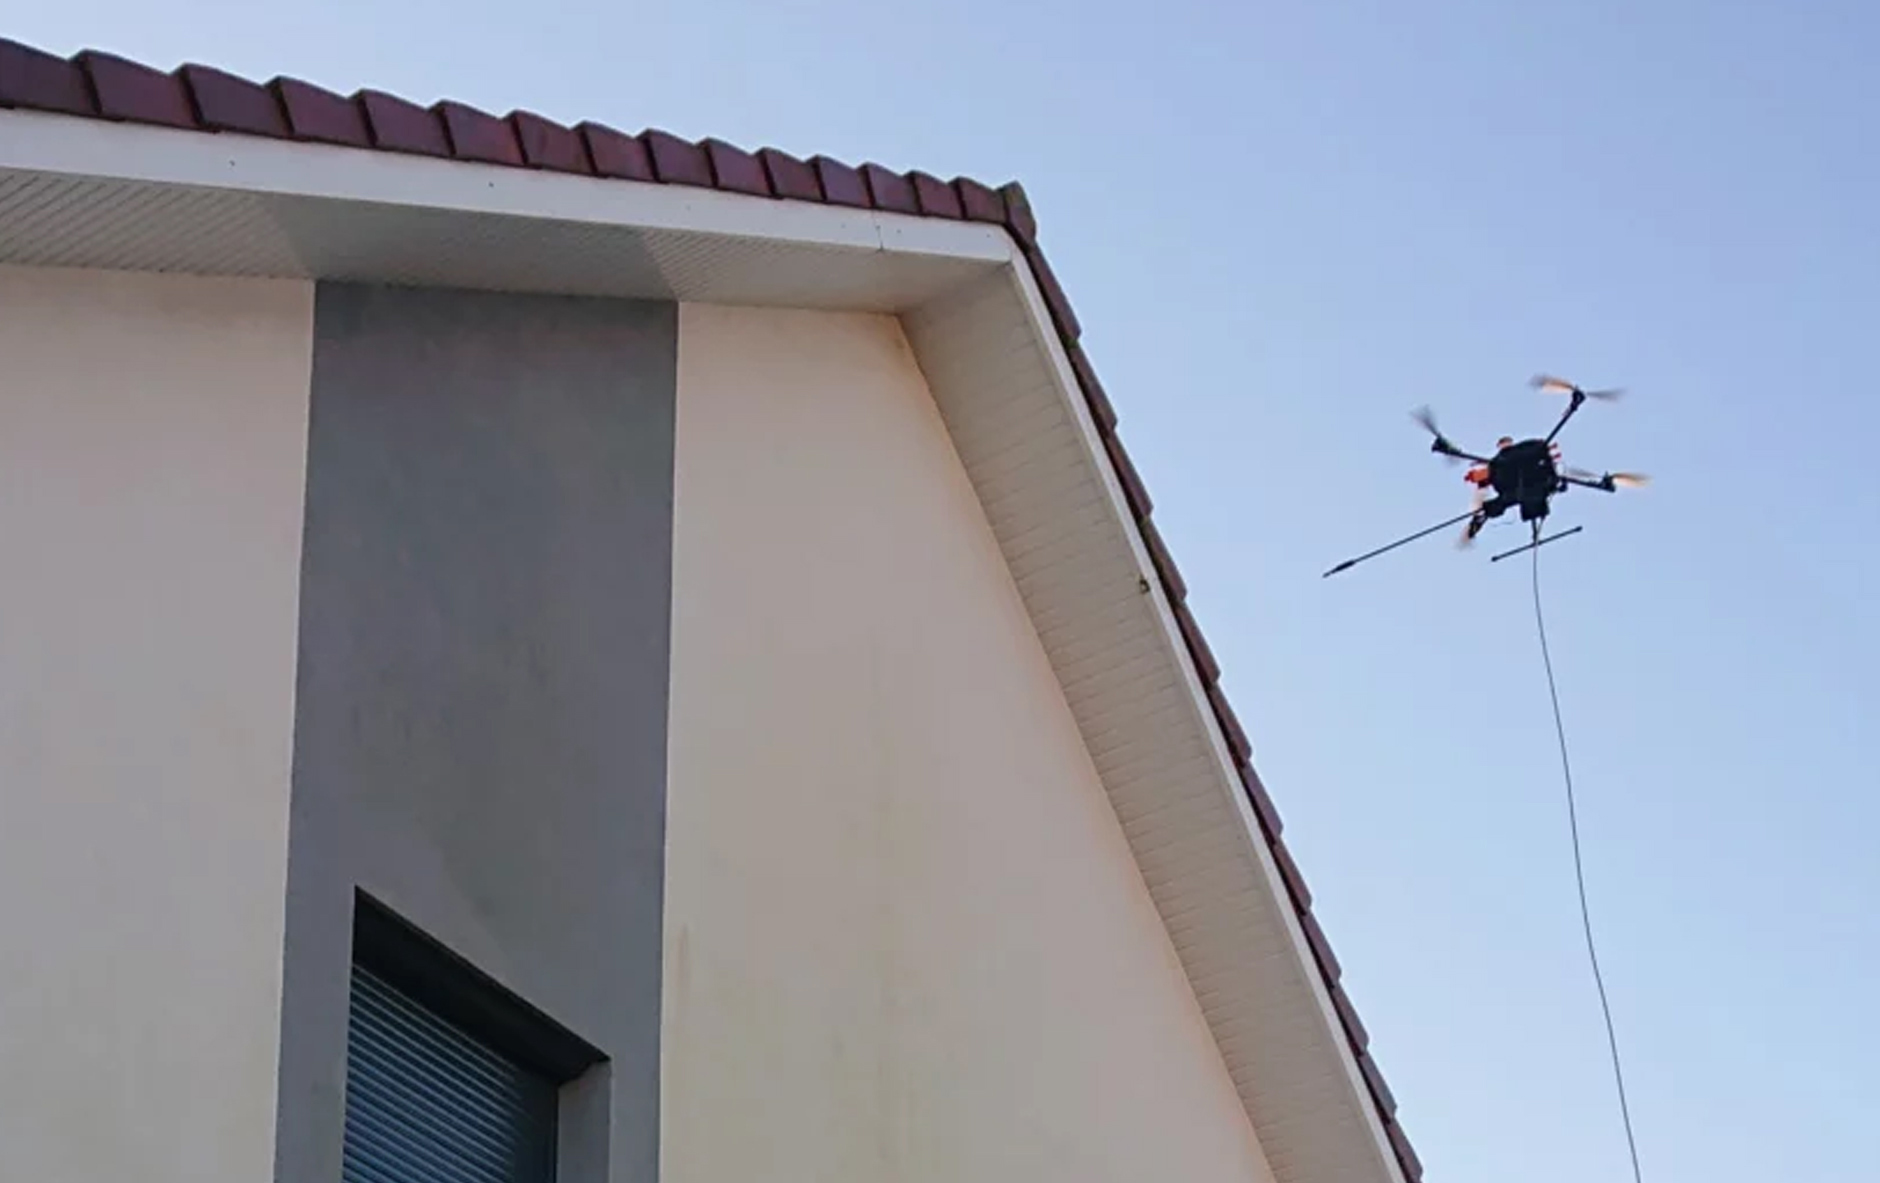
[1323,375,1649,578]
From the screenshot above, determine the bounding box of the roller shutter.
[341,962,559,1183]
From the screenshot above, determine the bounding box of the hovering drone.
[1323,375,1649,578]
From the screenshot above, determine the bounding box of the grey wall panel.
[275,282,677,1183]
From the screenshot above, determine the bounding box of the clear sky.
[13,2,1874,1179]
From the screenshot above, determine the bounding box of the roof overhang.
[0,106,1006,308]
[0,105,1413,1183]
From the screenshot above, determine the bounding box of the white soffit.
[0,105,1407,1183]
[909,270,1407,1183]
[0,108,1005,309]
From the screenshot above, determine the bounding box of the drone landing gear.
[1489,522,1585,563]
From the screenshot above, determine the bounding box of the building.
[0,36,1422,1183]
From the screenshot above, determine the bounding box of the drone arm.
[1431,438,1493,465]
[1542,389,1587,444]
[1560,473,1616,493]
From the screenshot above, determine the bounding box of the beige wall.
[0,265,313,1182]
[665,303,1276,1183]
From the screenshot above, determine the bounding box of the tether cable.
[1531,543,1645,1183]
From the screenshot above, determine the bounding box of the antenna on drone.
[1322,510,1477,578]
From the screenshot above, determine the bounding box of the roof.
[0,34,1423,1182]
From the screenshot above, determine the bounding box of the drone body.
[1461,436,1563,540]
[1323,375,1648,578]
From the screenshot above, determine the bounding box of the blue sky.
[14,2,1875,1179]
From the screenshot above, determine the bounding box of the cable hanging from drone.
[1322,375,1649,579]
[1319,372,1654,1179]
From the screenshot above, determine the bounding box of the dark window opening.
[341,893,605,1183]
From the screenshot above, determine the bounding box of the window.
[342,895,603,1183]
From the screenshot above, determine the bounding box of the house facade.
[0,38,1421,1183]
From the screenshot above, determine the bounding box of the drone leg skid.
[1490,524,1585,563]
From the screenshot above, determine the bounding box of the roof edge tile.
[0,37,96,115]
[77,50,195,129]
[811,155,871,208]
[643,127,713,187]
[356,88,451,157]
[436,100,522,166]
[179,64,287,137]
[270,76,370,146]
[578,122,654,182]
[511,110,593,175]
[861,162,918,214]
[704,137,773,197]
[998,179,1037,242]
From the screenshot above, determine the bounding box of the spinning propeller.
[1532,374,1625,402]
[1562,466,1651,490]
[1411,405,1467,463]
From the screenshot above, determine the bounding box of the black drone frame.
[1323,377,1639,579]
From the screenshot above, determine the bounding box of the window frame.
[342,891,609,1181]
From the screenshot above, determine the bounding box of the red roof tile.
[910,171,964,219]
[1174,603,1222,683]
[1137,518,1186,601]
[437,100,523,167]
[703,138,772,197]
[0,35,1420,1182]
[1361,1050,1398,1113]
[643,127,712,187]
[579,121,654,182]
[759,147,822,202]
[1242,763,1287,837]
[180,64,288,138]
[512,110,592,175]
[1272,839,1315,911]
[1333,986,1371,1051]
[358,88,451,157]
[861,162,918,214]
[955,176,1006,225]
[273,76,371,147]
[80,50,196,128]
[811,155,871,208]
[0,38,92,115]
